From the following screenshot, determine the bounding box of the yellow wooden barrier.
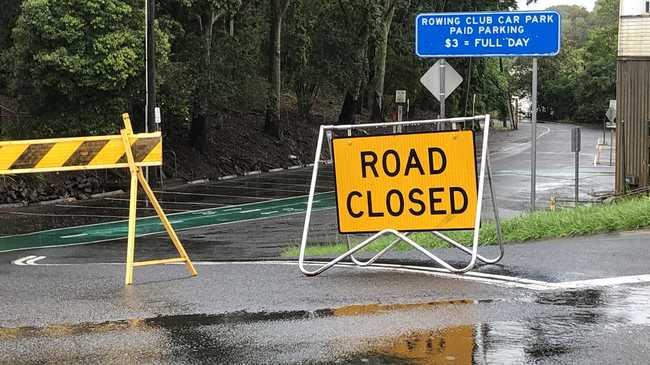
[0,113,197,285]
[0,132,162,174]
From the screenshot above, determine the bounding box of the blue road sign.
[416,11,561,57]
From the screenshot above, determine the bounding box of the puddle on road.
[355,325,476,364]
[3,287,650,363]
[0,299,480,341]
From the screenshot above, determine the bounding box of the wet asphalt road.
[2,239,650,364]
[1,121,643,364]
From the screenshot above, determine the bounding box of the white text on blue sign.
[416,11,561,57]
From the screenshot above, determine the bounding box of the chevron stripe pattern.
[0,132,162,174]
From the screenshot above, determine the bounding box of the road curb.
[90,190,125,199]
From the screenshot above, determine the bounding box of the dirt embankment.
[0,108,328,205]
[165,109,326,180]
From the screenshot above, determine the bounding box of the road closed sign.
[332,131,477,233]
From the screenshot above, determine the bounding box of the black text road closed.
[332,131,477,233]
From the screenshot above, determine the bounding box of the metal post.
[531,58,538,210]
[472,93,476,130]
[406,99,410,120]
[609,127,613,166]
[571,127,581,206]
[575,147,579,205]
[440,59,446,124]
[603,117,607,145]
[145,0,156,184]
[396,105,403,133]
[620,120,626,193]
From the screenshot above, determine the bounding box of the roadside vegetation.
[284,195,650,257]
[0,0,617,152]
[0,0,619,199]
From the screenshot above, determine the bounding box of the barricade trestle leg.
[120,113,197,285]
[0,112,197,286]
[298,115,504,276]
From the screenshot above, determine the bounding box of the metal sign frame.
[298,115,503,276]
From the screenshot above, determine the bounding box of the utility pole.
[145,0,156,183]
[531,58,538,211]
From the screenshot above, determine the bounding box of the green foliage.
[284,0,351,115]
[158,0,266,119]
[0,0,21,93]
[2,0,618,141]
[513,0,618,123]
[383,0,516,118]
[13,0,169,136]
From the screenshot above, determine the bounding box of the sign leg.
[125,172,138,286]
[136,170,197,276]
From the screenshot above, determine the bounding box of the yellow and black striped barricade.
[0,113,197,285]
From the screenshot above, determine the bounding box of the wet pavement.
[1,257,650,364]
[1,121,641,364]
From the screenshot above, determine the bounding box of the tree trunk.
[296,81,319,117]
[337,22,369,124]
[265,0,289,137]
[499,58,516,130]
[191,11,218,153]
[368,0,396,122]
[337,91,356,125]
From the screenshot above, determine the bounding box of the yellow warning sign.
[332,130,477,233]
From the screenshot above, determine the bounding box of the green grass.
[282,196,650,257]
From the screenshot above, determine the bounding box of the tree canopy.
[0,0,618,142]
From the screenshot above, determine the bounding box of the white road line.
[0,192,334,246]
[215,180,334,189]
[12,258,650,291]
[1,211,126,219]
[553,274,650,289]
[491,125,552,161]
[54,204,187,212]
[239,209,261,214]
[242,175,335,183]
[12,255,46,266]
[153,190,277,200]
[261,210,279,215]
[25,256,46,265]
[12,255,36,266]
[200,185,308,193]
[106,198,228,207]
[60,233,88,239]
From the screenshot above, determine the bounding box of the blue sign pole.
[416,11,561,58]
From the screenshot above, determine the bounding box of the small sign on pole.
[395,90,407,104]
[420,60,463,102]
[154,107,162,124]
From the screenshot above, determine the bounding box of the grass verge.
[282,196,650,257]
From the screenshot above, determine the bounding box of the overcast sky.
[517,0,596,11]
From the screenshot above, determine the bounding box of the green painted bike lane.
[0,192,336,252]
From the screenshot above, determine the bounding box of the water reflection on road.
[2,285,650,364]
[344,286,650,364]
